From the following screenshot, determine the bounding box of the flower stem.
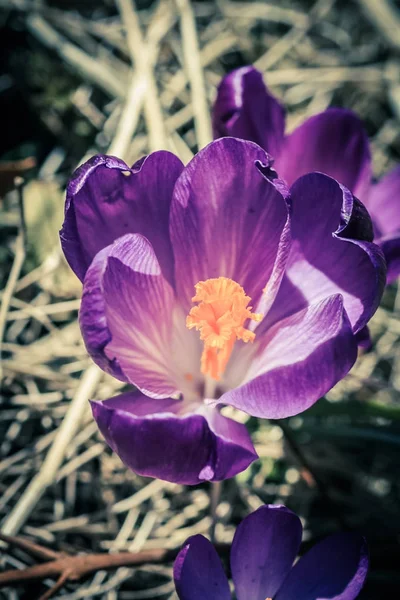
[277,418,348,529]
[209,481,222,544]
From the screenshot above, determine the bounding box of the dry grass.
[0,0,399,598]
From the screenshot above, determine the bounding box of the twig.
[116,0,167,152]
[1,365,103,536]
[358,0,400,51]
[26,14,126,98]
[175,0,212,149]
[107,72,148,159]
[255,0,335,71]
[0,157,36,198]
[38,570,71,600]
[0,547,176,587]
[0,532,60,561]
[109,0,176,158]
[168,131,194,164]
[112,480,176,515]
[4,298,80,322]
[0,179,26,381]
[0,531,230,598]
[261,64,393,85]
[220,1,308,26]
[160,32,237,109]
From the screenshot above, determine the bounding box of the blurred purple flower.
[213,66,400,282]
[174,504,369,600]
[60,137,385,485]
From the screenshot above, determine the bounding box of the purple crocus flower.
[174,504,369,600]
[213,66,400,282]
[60,137,385,485]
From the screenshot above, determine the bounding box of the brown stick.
[0,531,230,590]
[0,547,175,587]
[38,570,71,600]
[0,532,60,562]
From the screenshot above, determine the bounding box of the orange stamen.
[186,277,262,381]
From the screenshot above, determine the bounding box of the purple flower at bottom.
[60,138,385,485]
[213,66,400,282]
[174,505,369,600]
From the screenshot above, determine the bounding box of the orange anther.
[186,277,262,381]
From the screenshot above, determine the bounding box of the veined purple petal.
[378,232,400,283]
[174,535,231,600]
[366,167,400,281]
[60,152,184,283]
[276,108,371,199]
[355,325,372,350]
[212,66,285,158]
[275,532,369,600]
[91,392,257,485]
[80,237,204,395]
[101,234,178,399]
[198,404,258,480]
[79,245,126,381]
[263,173,386,334]
[366,165,400,237]
[231,505,302,600]
[170,138,291,312]
[221,295,357,419]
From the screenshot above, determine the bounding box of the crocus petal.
[221,295,357,419]
[79,245,127,381]
[100,234,178,399]
[366,165,400,237]
[263,173,386,334]
[231,505,302,600]
[60,152,184,283]
[170,138,291,312]
[174,535,230,600]
[275,532,369,600]
[355,326,372,350]
[366,167,400,281]
[80,235,203,392]
[91,392,257,485]
[276,108,371,198]
[378,232,400,283]
[212,66,285,158]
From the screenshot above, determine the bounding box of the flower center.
[186,277,262,381]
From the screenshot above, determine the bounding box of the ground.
[0,0,399,598]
